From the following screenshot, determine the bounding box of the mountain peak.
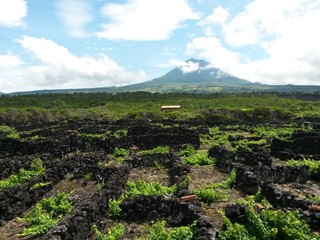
[185,58,210,68]
[150,58,251,86]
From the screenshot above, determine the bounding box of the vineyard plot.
[0,120,319,239]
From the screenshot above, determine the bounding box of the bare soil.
[276,181,320,200]
[0,220,28,240]
[188,165,244,231]
[271,157,287,167]
[127,167,169,186]
[188,165,228,190]
[201,189,244,231]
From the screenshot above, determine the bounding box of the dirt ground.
[127,167,170,186]
[276,181,320,200]
[271,157,287,167]
[189,165,244,231]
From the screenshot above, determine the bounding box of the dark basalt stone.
[1,119,318,238]
[271,130,320,159]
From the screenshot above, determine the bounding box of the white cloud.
[198,6,229,26]
[97,0,199,40]
[56,0,93,38]
[187,36,241,72]
[190,0,320,85]
[223,0,319,47]
[0,36,146,93]
[0,0,27,27]
[0,53,23,67]
[170,59,200,73]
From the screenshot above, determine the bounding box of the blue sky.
[0,0,319,93]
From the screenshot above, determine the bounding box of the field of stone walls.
[0,119,319,239]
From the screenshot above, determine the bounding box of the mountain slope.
[148,58,251,86]
[7,58,320,95]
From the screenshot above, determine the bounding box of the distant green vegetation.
[77,129,127,139]
[252,124,312,140]
[1,92,320,125]
[200,123,313,151]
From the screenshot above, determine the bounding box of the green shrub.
[126,180,177,197]
[148,220,168,240]
[108,198,122,219]
[177,145,196,157]
[219,211,252,240]
[109,129,127,139]
[114,148,129,157]
[179,149,215,166]
[0,125,16,133]
[219,198,317,240]
[30,181,52,190]
[92,223,125,240]
[200,132,231,149]
[307,195,320,203]
[213,169,237,189]
[154,161,166,173]
[286,158,320,177]
[17,192,74,237]
[138,146,170,155]
[148,220,195,240]
[192,188,229,203]
[0,125,20,139]
[0,158,45,190]
[84,172,93,182]
[192,169,236,203]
